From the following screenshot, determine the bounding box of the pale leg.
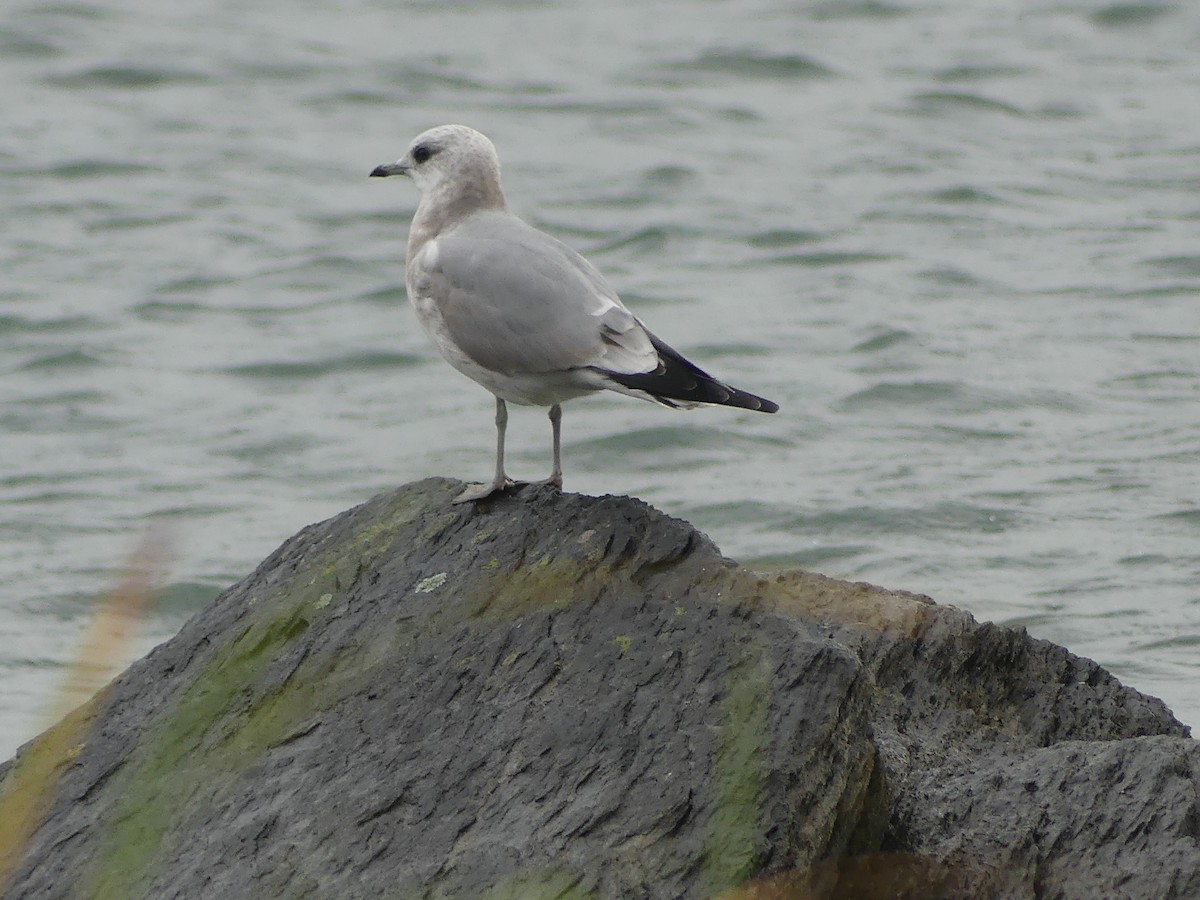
[544,403,564,490]
[453,396,516,503]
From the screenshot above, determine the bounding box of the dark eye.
[412,144,433,164]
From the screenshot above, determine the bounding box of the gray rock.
[1,478,1196,899]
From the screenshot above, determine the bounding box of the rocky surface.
[2,478,1197,899]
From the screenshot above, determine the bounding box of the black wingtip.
[710,386,779,413]
[604,330,778,413]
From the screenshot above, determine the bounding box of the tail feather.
[600,330,778,413]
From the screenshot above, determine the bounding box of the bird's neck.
[408,178,507,258]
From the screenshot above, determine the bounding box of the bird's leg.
[492,396,510,484]
[544,403,564,490]
[453,397,517,503]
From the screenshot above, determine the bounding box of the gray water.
[2,0,1198,759]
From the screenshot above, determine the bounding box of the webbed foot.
[452,477,516,504]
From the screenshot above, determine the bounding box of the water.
[2,0,1198,759]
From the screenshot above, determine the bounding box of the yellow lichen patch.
[573,529,607,564]
[470,523,505,545]
[613,635,633,656]
[761,570,936,637]
[415,572,448,594]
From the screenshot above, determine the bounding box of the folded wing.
[412,211,658,378]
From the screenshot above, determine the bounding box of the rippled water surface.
[2,0,1198,757]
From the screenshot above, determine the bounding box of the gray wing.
[409,211,656,376]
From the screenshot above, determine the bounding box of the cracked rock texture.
[2,478,1197,899]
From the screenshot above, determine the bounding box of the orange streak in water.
[0,528,172,892]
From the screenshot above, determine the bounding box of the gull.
[371,124,778,503]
